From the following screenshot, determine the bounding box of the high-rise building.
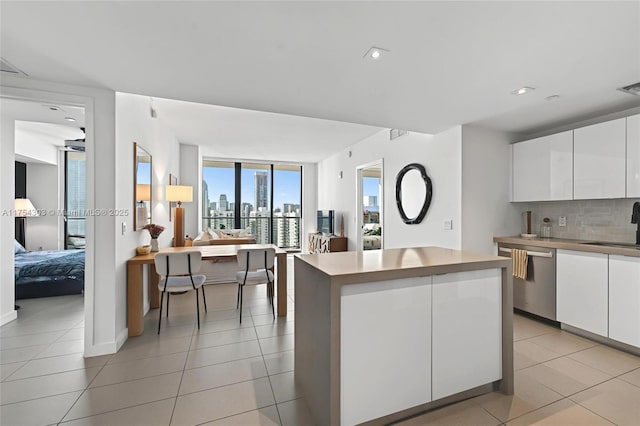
[212,211,234,230]
[363,195,378,208]
[210,201,217,212]
[273,211,300,248]
[202,180,210,220]
[219,194,228,212]
[240,203,253,229]
[254,171,268,211]
[249,209,270,244]
[283,203,301,214]
[66,151,86,236]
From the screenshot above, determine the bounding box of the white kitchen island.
[294,246,513,426]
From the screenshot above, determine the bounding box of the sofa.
[193,229,257,284]
[192,228,257,246]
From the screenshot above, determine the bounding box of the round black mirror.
[395,163,432,224]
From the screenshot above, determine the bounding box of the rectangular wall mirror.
[134,142,152,230]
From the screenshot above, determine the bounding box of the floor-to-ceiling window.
[202,160,302,250]
[202,160,236,231]
[65,151,86,249]
[241,163,271,244]
[273,164,302,249]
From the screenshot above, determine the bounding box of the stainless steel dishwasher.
[497,242,557,321]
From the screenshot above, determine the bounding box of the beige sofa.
[193,230,256,284]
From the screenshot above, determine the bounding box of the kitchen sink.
[583,242,640,250]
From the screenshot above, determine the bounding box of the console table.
[127,244,287,336]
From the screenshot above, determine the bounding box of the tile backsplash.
[521,199,640,243]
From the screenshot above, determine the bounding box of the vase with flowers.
[143,223,165,252]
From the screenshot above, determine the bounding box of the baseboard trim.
[1,310,17,326]
[562,323,640,357]
[115,328,128,351]
[82,328,129,357]
[84,341,117,357]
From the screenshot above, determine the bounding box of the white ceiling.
[153,96,381,163]
[15,120,84,147]
[3,98,85,163]
[1,1,639,145]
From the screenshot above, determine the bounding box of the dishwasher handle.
[499,247,553,258]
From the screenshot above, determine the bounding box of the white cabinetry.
[432,269,502,400]
[557,250,608,337]
[512,131,573,201]
[627,114,640,197]
[574,118,626,199]
[609,255,640,347]
[341,277,432,425]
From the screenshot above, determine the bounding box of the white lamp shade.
[15,198,39,217]
[166,185,193,203]
[136,184,151,202]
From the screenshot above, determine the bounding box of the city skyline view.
[202,162,302,248]
[363,176,380,212]
[202,165,301,213]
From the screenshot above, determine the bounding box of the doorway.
[1,88,94,356]
[356,160,383,251]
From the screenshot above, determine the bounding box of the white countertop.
[295,246,510,284]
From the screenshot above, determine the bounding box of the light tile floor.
[2,260,640,425]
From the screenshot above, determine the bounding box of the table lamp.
[136,184,151,227]
[15,198,39,247]
[166,185,192,247]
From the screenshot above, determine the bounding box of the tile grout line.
[55,397,177,425]
[254,305,285,426]
[169,312,198,426]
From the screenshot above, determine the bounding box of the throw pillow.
[195,229,214,241]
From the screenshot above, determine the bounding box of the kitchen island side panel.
[294,256,334,426]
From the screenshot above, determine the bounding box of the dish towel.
[512,249,528,280]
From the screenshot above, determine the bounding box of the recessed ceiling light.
[511,86,535,96]
[65,117,76,122]
[363,46,389,60]
[545,95,560,101]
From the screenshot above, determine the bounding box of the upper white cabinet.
[557,249,608,337]
[627,114,640,197]
[512,131,573,201]
[573,118,626,199]
[609,255,640,348]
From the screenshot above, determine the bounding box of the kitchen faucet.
[632,202,640,245]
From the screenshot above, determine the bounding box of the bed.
[14,241,85,299]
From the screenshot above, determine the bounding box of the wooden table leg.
[149,264,160,309]
[277,253,287,316]
[127,262,144,336]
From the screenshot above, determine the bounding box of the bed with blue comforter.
[14,249,85,299]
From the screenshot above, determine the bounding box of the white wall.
[179,143,201,238]
[115,92,180,332]
[302,162,317,252]
[0,101,18,325]
[26,162,60,250]
[461,125,521,254]
[318,127,462,251]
